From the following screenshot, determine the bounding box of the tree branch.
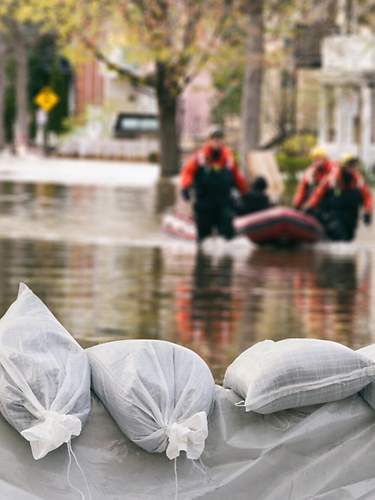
[183,0,233,87]
[129,0,170,47]
[81,35,155,88]
[182,1,205,54]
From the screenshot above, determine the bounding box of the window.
[120,117,140,131]
[114,114,159,138]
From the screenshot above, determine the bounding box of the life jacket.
[305,160,333,186]
[294,160,336,209]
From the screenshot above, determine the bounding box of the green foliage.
[3,30,71,143]
[30,35,71,137]
[148,151,159,163]
[47,58,71,134]
[276,133,317,175]
[210,11,246,124]
[212,63,243,124]
[277,152,311,174]
[278,133,316,157]
[282,174,298,204]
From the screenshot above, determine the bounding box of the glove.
[302,207,314,217]
[181,187,191,202]
[363,213,372,225]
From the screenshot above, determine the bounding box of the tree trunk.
[240,0,264,169]
[327,0,338,25]
[14,36,29,154]
[344,0,355,34]
[0,37,6,150]
[281,37,297,136]
[155,62,180,177]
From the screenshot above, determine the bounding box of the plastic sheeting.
[1,386,375,499]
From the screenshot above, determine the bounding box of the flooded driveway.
[0,158,373,382]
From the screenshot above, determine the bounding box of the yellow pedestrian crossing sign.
[34,87,59,113]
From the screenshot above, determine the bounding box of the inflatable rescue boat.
[162,207,324,245]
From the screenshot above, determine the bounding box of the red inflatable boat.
[162,207,324,245]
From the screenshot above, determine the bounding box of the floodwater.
[0,167,374,382]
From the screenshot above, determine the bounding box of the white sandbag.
[224,338,375,414]
[357,344,375,410]
[358,344,375,361]
[87,339,215,460]
[0,283,91,459]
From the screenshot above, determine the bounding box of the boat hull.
[162,207,324,245]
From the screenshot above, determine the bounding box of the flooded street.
[0,158,374,382]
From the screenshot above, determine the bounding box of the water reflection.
[175,251,242,377]
[170,248,373,380]
[0,178,372,382]
[297,253,370,345]
[238,249,371,347]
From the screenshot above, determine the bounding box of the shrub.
[148,151,160,163]
[277,134,317,176]
[277,152,311,175]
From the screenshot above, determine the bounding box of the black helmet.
[253,176,268,191]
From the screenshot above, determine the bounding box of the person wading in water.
[304,155,373,241]
[180,127,248,244]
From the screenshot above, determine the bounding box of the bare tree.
[4,20,40,155]
[13,30,29,153]
[344,0,355,33]
[0,34,6,149]
[240,0,264,168]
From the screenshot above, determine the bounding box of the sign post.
[34,87,59,154]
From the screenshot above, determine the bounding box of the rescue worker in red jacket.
[305,155,372,241]
[293,147,336,211]
[180,128,248,243]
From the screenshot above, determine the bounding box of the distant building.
[66,52,214,160]
[74,59,105,115]
[319,34,375,167]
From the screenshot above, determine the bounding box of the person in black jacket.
[236,176,272,216]
[180,128,248,242]
[321,157,373,241]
